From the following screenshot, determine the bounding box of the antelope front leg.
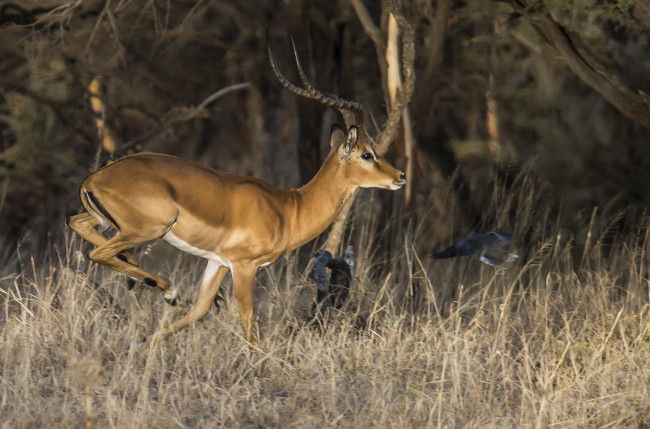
[232,264,258,347]
[144,261,229,347]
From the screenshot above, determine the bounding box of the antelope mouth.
[389,178,407,190]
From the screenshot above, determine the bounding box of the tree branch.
[323,0,414,254]
[375,1,415,155]
[118,82,250,155]
[350,0,389,123]
[349,0,385,53]
[509,0,650,131]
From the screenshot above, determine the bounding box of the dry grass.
[2,186,650,428]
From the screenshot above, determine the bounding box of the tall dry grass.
[2,174,650,428]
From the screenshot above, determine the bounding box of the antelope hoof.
[164,289,178,306]
[126,276,138,290]
[144,277,158,288]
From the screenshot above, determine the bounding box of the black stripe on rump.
[85,190,120,230]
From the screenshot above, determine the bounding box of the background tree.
[1,0,650,258]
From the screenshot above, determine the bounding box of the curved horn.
[268,40,364,133]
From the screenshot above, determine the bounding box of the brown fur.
[68,126,405,347]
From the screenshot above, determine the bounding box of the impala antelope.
[68,42,407,348]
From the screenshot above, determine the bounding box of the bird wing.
[433,239,481,258]
[313,249,333,265]
[326,258,351,282]
[327,257,351,308]
[312,264,330,293]
[484,231,511,247]
[312,249,333,293]
[311,254,330,293]
[467,231,510,248]
[480,248,519,266]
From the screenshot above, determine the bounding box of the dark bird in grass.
[311,249,352,316]
[312,250,332,306]
[432,231,518,266]
[326,256,351,308]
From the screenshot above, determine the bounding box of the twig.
[349,0,385,53]
[196,82,251,116]
[117,82,250,155]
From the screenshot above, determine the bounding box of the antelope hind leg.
[68,212,140,267]
[86,233,179,305]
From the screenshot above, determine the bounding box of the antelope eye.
[361,152,374,161]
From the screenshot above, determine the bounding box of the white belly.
[163,231,232,269]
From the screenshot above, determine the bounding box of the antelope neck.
[287,150,354,250]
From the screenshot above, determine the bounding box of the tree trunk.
[324,1,415,254]
[385,13,415,212]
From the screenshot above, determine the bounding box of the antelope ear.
[329,123,345,148]
[343,126,358,154]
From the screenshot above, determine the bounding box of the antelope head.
[268,40,406,192]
